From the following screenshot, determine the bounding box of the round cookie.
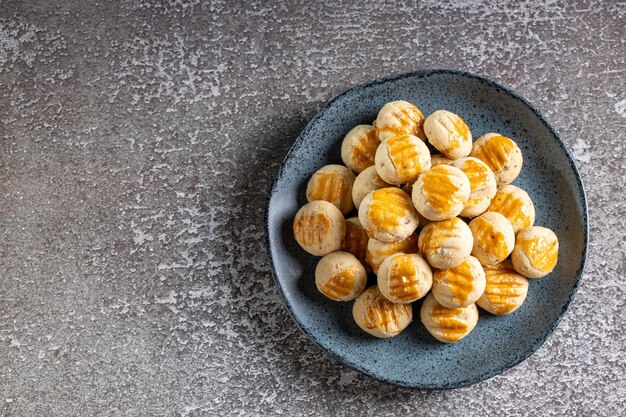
[431,154,454,166]
[293,201,346,256]
[423,110,472,159]
[452,157,497,218]
[306,164,356,215]
[353,286,413,338]
[365,234,419,275]
[377,253,432,304]
[468,211,515,266]
[315,252,367,301]
[432,256,486,308]
[341,217,370,268]
[471,133,523,186]
[477,260,529,315]
[412,165,471,221]
[359,187,419,243]
[374,100,426,141]
[418,217,473,269]
[511,226,559,278]
[488,185,536,233]
[420,293,479,343]
[341,125,381,174]
[352,166,390,209]
[374,134,431,185]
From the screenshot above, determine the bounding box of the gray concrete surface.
[0,0,624,415]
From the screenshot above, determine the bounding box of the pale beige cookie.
[374,134,431,185]
[430,154,454,166]
[315,251,367,301]
[488,185,536,233]
[418,217,473,269]
[511,226,559,278]
[293,201,346,256]
[412,165,471,221]
[353,286,413,338]
[341,217,370,269]
[423,110,472,159]
[420,293,479,343]
[352,166,390,209]
[432,256,486,308]
[471,133,523,186]
[477,260,529,315]
[341,125,381,174]
[377,253,432,304]
[468,211,515,266]
[452,157,497,218]
[374,100,426,141]
[359,187,419,243]
[306,164,356,215]
[365,234,419,275]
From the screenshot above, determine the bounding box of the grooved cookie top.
[374,100,426,141]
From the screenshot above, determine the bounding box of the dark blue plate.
[265,70,588,389]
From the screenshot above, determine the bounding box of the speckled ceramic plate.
[265,69,588,389]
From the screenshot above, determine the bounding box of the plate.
[265,69,588,389]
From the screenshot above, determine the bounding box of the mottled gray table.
[0,1,624,416]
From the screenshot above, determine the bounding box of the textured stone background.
[0,0,624,415]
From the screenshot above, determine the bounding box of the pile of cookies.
[292,100,559,343]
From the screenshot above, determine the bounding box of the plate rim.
[264,68,589,389]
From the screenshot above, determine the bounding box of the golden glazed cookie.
[315,252,367,301]
[352,166,390,209]
[471,133,523,186]
[306,164,356,215]
[511,226,559,278]
[452,157,497,218]
[412,165,471,221]
[353,286,413,338]
[374,134,431,185]
[293,201,346,256]
[488,185,536,233]
[423,110,472,159]
[358,187,419,243]
[420,293,479,343]
[432,256,486,308]
[366,234,419,275]
[377,253,432,304]
[477,260,529,315]
[341,125,381,174]
[468,211,515,266]
[418,217,473,269]
[374,100,426,141]
[341,217,370,268]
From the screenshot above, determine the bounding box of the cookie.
[353,286,413,338]
[315,251,367,301]
[306,164,356,214]
[293,200,346,256]
[412,165,471,221]
[511,226,559,278]
[377,253,432,304]
[341,125,381,174]
[424,110,472,159]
